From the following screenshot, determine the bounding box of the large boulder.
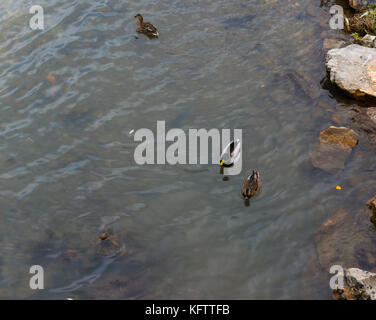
[310,126,359,173]
[326,45,376,99]
[349,0,376,11]
[333,267,376,300]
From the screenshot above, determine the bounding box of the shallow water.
[0,0,376,299]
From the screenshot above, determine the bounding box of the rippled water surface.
[1,0,376,299]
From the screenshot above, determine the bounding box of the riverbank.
[311,0,376,299]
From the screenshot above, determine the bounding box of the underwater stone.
[310,126,358,174]
[367,196,376,227]
[349,0,376,11]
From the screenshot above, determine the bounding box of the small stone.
[366,196,376,227]
[99,232,108,241]
[96,232,122,256]
[366,107,376,123]
[323,38,346,51]
[331,113,344,124]
[360,34,376,48]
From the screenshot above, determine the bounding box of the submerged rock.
[323,38,346,51]
[349,0,376,11]
[320,126,359,147]
[315,208,376,272]
[326,45,376,99]
[310,143,352,173]
[333,267,376,300]
[310,126,359,173]
[355,196,376,238]
[286,70,321,100]
[352,106,376,147]
[367,107,376,122]
[315,209,357,269]
[367,196,376,227]
[95,231,122,256]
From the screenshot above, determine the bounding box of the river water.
[0,0,375,299]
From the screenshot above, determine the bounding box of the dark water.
[0,0,375,299]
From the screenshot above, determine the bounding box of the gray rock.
[360,34,376,48]
[326,44,376,99]
[334,268,376,300]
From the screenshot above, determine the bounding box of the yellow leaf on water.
[47,74,56,85]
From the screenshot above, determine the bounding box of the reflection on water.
[0,0,376,299]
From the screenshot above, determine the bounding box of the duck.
[241,170,261,201]
[220,139,241,167]
[134,14,159,38]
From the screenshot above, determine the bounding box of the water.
[0,0,376,299]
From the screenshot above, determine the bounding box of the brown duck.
[134,14,159,38]
[241,170,261,201]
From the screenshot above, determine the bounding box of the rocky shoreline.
[312,0,376,299]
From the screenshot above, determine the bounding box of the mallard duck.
[134,14,159,38]
[220,139,241,167]
[241,170,261,200]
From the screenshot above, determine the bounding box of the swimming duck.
[134,14,159,38]
[220,139,241,167]
[241,170,261,200]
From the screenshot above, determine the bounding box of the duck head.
[134,14,143,22]
[249,170,259,181]
[220,139,241,167]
